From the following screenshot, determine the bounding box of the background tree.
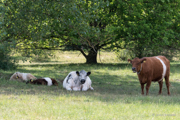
[0,2,16,70]
[112,0,180,59]
[1,0,118,64]
[1,0,180,67]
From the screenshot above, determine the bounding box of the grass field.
[1,51,180,120]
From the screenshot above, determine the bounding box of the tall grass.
[0,51,180,120]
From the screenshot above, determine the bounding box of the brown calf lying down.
[128,56,170,95]
[26,77,58,86]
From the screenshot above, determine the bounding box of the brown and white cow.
[26,77,58,86]
[128,56,170,95]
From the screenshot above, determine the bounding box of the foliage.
[1,0,117,63]
[0,2,16,70]
[30,50,53,62]
[0,43,17,70]
[115,49,135,61]
[1,0,180,64]
[113,0,180,58]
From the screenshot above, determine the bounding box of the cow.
[26,77,58,86]
[63,70,94,91]
[128,56,170,95]
[10,72,37,82]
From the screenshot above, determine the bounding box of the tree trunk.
[85,48,98,64]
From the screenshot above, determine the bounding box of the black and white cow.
[63,70,94,91]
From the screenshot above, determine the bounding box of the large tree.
[1,0,180,65]
[1,0,117,64]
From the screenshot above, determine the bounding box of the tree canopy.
[0,0,180,65]
[113,0,180,58]
[1,0,118,63]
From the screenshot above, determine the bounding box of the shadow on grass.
[1,63,180,105]
[170,64,180,74]
[18,63,131,69]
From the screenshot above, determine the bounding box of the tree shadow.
[18,63,131,69]
[1,63,180,105]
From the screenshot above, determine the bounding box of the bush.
[0,44,17,70]
[29,50,53,62]
[115,48,180,62]
[115,49,135,61]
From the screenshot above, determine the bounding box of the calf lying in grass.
[26,78,58,86]
[10,72,37,82]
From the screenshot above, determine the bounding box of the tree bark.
[85,48,98,64]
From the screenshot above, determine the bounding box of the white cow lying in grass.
[10,72,37,82]
[63,70,94,91]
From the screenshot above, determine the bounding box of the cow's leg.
[165,76,170,95]
[90,86,94,90]
[158,80,163,95]
[42,81,46,85]
[73,87,81,91]
[66,87,73,91]
[82,86,89,91]
[66,84,73,91]
[141,83,145,95]
[146,81,151,95]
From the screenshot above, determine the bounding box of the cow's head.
[128,58,146,73]
[76,70,91,84]
[16,72,21,79]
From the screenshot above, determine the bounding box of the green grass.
[1,51,180,120]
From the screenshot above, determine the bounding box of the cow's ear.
[141,58,146,63]
[128,59,132,64]
[76,71,80,76]
[30,79,33,82]
[16,72,19,78]
[87,72,91,76]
